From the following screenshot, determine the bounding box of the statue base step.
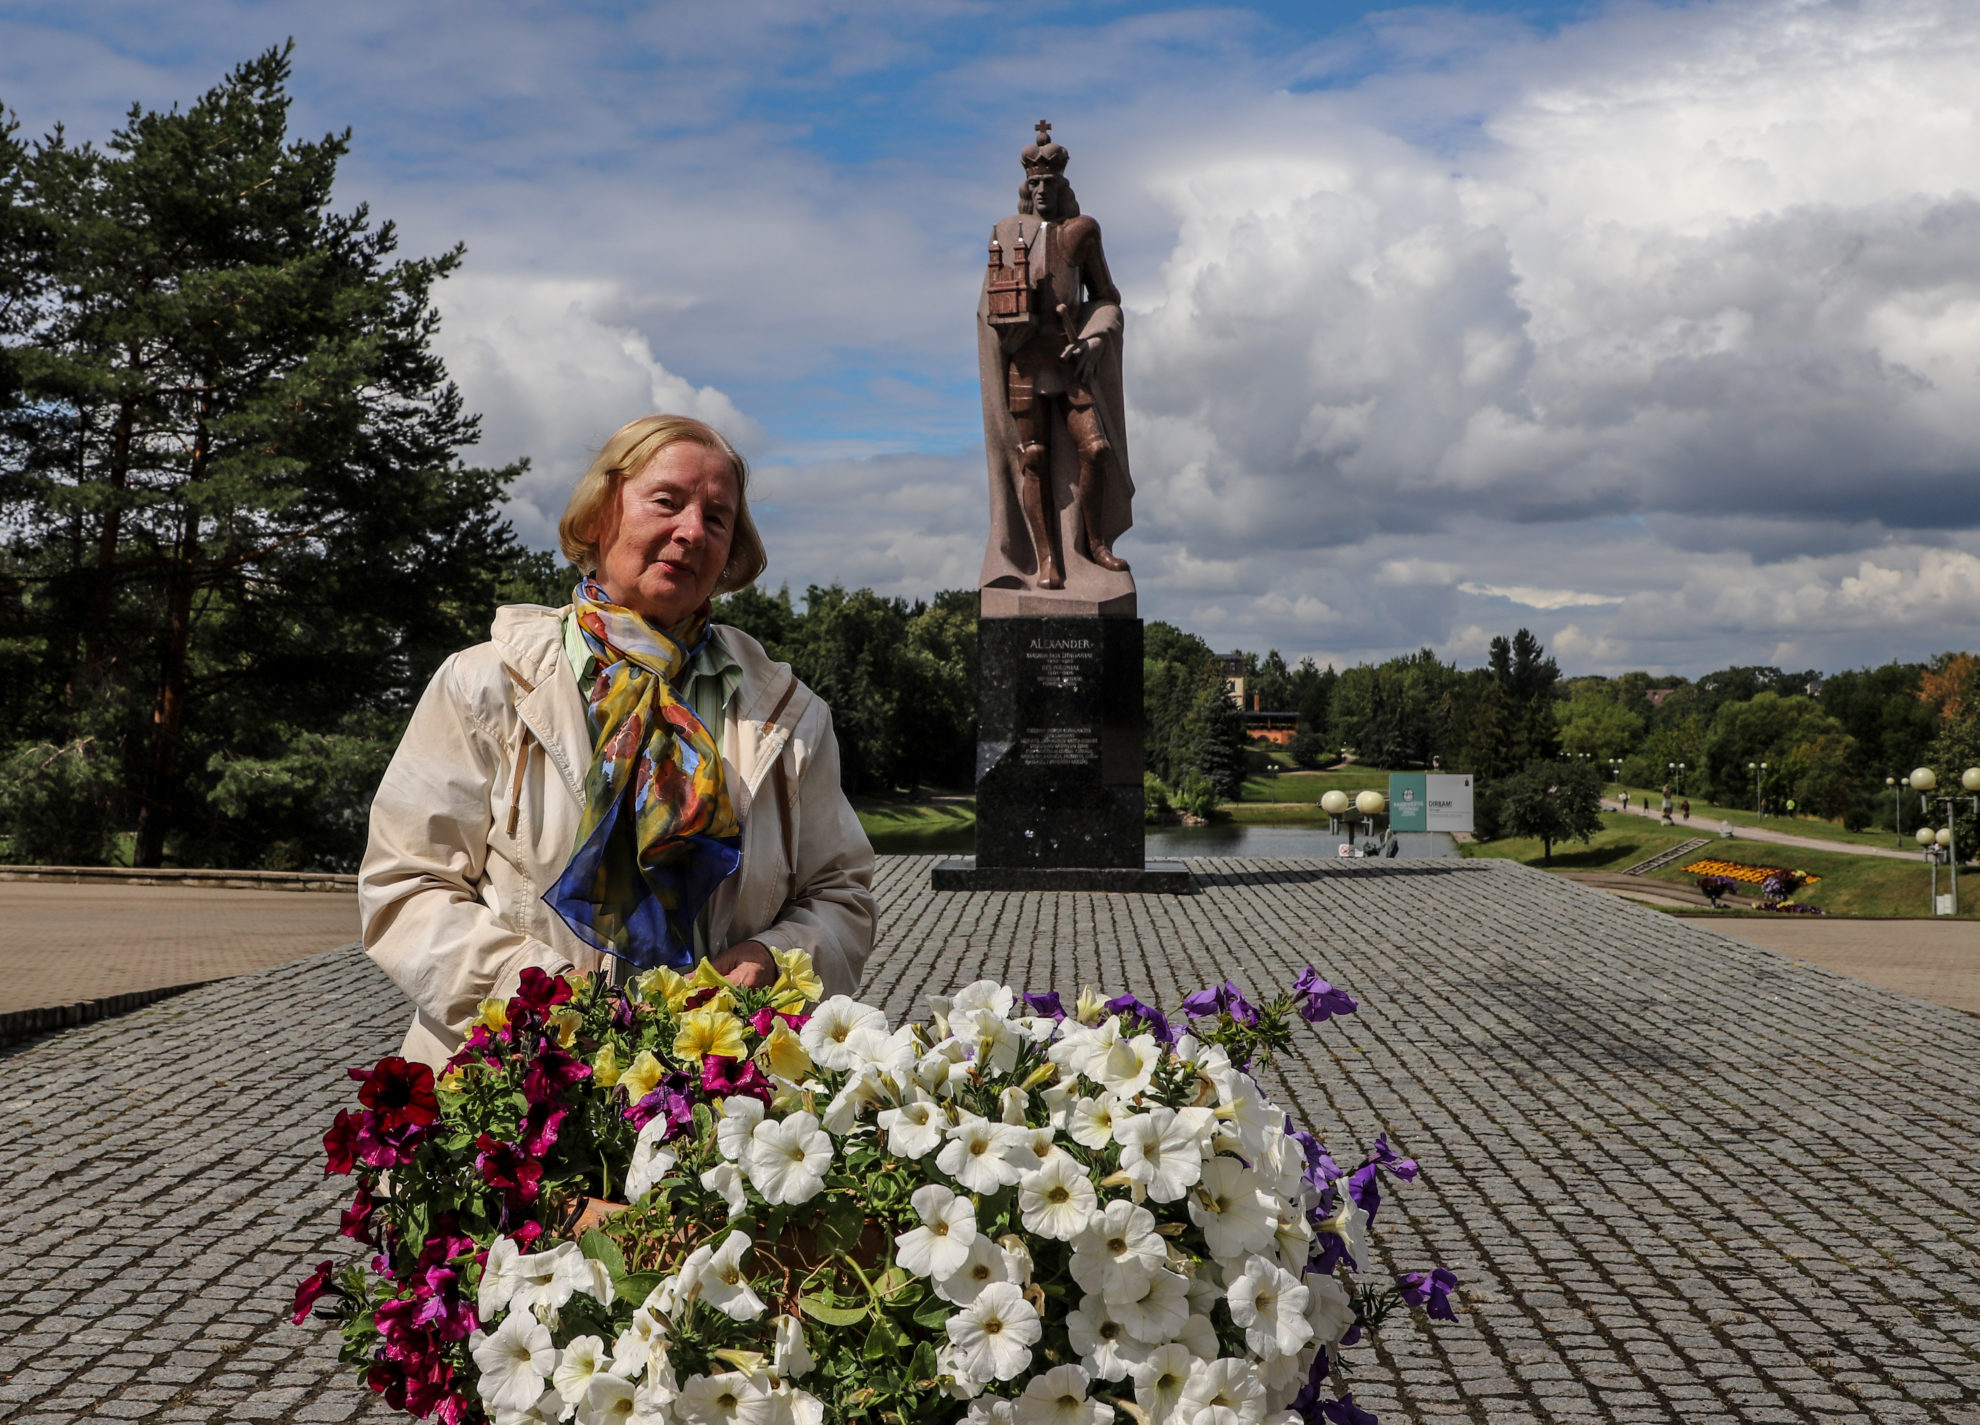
[930,858,1195,895]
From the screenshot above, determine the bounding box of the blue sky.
[6,0,1980,675]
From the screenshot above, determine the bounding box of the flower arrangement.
[1693,875,1739,908]
[295,953,1457,1425]
[1682,859,1821,889]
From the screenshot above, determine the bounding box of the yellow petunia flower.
[437,1067,465,1094]
[636,967,692,1013]
[475,998,509,1033]
[1074,985,1109,1026]
[592,1041,622,1088]
[687,960,739,1014]
[675,1007,747,1062]
[761,1018,813,1081]
[545,1008,581,1049]
[770,947,824,1007]
[620,1049,665,1103]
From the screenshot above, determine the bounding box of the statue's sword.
[1054,300,1117,455]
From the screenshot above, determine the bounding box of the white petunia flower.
[676,1370,773,1425]
[938,1115,1027,1194]
[579,1372,638,1425]
[799,997,888,1071]
[946,1280,1041,1382]
[1115,1107,1209,1202]
[1226,1256,1314,1360]
[769,1382,823,1425]
[479,1235,528,1315]
[1040,1081,1078,1130]
[1188,1157,1279,1260]
[895,1182,978,1279]
[841,1023,920,1076]
[744,1112,833,1205]
[1015,1363,1110,1425]
[1176,1314,1220,1364]
[998,1232,1035,1287]
[495,1384,565,1425]
[506,1241,587,1323]
[687,1231,767,1322]
[1304,1270,1356,1351]
[1066,1292,1152,1381]
[956,1006,1022,1076]
[1018,1153,1100,1241]
[1130,1343,1200,1425]
[701,1161,749,1219]
[936,1340,987,1399]
[1270,1200,1315,1274]
[554,1334,612,1411]
[951,979,1015,1019]
[1067,1093,1120,1150]
[821,1068,888,1135]
[964,1400,1017,1425]
[1005,1123,1065,1171]
[877,1093,947,1159]
[1176,1358,1267,1425]
[1070,1198,1165,1304]
[611,1304,668,1377]
[472,1311,559,1415]
[1000,1086,1032,1125]
[717,1097,766,1161]
[634,1358,680,1422]
[551,1244,615,1309]
[933,1232,1018,1306]
[624,1116,679,1202]
[1115,1268,1190,1344]
[1317,1193,1372,1272]
[1092,1030,1162,1099]
[771,1313,814,1379]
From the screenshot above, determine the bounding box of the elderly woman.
[360,415,877,1070]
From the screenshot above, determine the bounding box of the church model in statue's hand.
[977,121,1137,618]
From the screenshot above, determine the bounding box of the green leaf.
[618,1271,661,1304]
[911,1292,951,1328]
[579,1228,627,1278]
[862,1315,901,1359]
[814,1196,864,1256]
[798,1293,868,1326]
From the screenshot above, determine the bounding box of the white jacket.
[360,603,877,1069]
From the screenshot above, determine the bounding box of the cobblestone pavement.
[1680,914,1980,1017]
[0,883,360,1013]
[2,856,1976,1424]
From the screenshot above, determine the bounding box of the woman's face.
[594,441,738,628]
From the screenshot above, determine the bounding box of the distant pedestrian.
[1620,791,1630,812]
[1681,799,1691,821]
[1720,820,1734,838]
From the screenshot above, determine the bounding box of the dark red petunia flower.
[510,966,572,1019]
[701,1054,774,1104]
[352,1058,440,1133]
[290,1260,337,1325]
[323,1109,361,1175]
[339,1185,379,1243]
[521,1046,591,1107]
[474,1134,543,1208]
[518,1102,569,1158]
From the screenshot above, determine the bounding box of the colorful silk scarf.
[544,577,742,971]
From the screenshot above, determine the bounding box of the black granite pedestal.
[932,615,1193,894]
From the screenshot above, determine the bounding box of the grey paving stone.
[1,856,1976,1423]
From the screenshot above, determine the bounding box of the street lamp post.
[1748,761,1768,816]
[1910,767,1980,914]
[1887,775,1910,847]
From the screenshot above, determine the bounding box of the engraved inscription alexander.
[1020,726,1099,767]
[1024,636,1098,690]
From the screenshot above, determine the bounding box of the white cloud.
[1458,582,1623,610]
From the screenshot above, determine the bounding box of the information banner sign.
[1425,774,1475,833]
[1388,774,1427,832]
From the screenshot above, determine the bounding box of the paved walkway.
[1601,799,1919,861]
[2,857,1977,1424]
[1683,914,1980,1017]
[0,883,360,1013]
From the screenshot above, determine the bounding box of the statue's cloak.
[977,213,1137,617]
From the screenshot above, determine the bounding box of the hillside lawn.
[1464,812,1976,919]
[1610,782,1904,852]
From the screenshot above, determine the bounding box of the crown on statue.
[1021,119,1069,176]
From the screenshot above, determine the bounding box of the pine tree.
[0,47,526,868]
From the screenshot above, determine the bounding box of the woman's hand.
[713,939,776,988]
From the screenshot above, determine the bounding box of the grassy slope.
[1464,812,1977,918]
[1609,782,1900,852]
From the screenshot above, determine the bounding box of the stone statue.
[977,122,1136,617]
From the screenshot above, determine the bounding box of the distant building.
[1644,688,1676,708]
[1214,652,1247,708]
[1215,653,1297,743]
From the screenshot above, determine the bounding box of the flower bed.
[1682,859,1820,888]
[295,953,1457,1425]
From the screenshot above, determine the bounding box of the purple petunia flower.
[1180,980,1260,1025]
[517,1103,568,1159]
[1319,1394,1380,1425]
[1286,1124,1343,1192]
[1365,1132,1419,1182]
[1291,967,1360,1023]
[1104,993,1176,1044]
[1399,1266,1459,1322]
[1021,991,1067,1021]
[627,1073,697,1134]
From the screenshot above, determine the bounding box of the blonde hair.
[557,414,766,596]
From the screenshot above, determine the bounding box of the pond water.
[866,823,1351,859]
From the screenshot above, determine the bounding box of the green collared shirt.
[560,609,743,960]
